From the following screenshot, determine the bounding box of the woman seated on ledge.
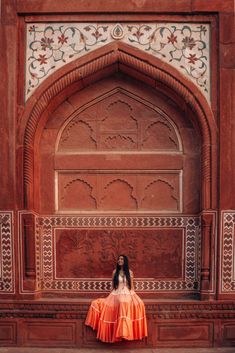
[85,254,148,343]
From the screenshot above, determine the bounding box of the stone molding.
[0,301,235,320]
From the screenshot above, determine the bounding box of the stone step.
[0,348,235,353]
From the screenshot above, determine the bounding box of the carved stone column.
[200,212,215,300]
[22,213,36,291]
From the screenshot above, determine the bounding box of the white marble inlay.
[26,22,210,102]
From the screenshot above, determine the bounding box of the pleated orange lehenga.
[85,274,148,343]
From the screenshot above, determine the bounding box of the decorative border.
[221,211,235,292]
[35,215,200,292]
[0,212,14,293]
[26,22,210,102]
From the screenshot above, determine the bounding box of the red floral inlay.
[92,30,102,40]
[133,29,144,40]
[29,25,36,33]
[58,34,68,44]
[41,37,54,50]
[80,33,87,43]
[38,54,47,65]
[187,54,198,64]
[182,36,196,50]
[167,33,177,44]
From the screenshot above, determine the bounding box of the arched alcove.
[18,42,217,212]
[17,42,218,299]
[39,76,200,214]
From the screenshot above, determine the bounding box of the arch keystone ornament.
[111,24,125,40]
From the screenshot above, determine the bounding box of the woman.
[85,255,148,343]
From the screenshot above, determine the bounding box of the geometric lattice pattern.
[26,22,210,102]
[221,211,235,292]
[36,215,201,292]
[0,212,14,293]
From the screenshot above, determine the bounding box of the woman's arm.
[130,270,134,290]
[111,269,115,290]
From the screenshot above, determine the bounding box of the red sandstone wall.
[0,1,234,208]
[0,0,235,349]
[0,0,234,306]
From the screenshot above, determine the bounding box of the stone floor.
[0,348,235,353]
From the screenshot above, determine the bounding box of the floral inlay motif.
[26,22,210,102]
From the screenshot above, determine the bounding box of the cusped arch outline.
[18,41,217,210]
[55,86,183,153]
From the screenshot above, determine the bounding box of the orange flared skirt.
[85,288,148,343]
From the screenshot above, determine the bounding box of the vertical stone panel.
[0,212,14,294]
[220,212,235,295]
[0,0,17,209]
[220,69,235,209]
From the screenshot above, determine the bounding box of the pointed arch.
[18,41,217,210]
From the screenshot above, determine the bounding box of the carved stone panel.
[59,120,97,151]
[221,212,235,293]
[36,215,200,293]
[39,77,201,214]
[57,91,180,152]
[57,171,181,212]
[55,228,184,279]
[0,212,14,293]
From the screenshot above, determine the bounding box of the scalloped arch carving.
[20,41,217,210]
[56,88,181,153]
[59,120,97,151]
[61,178,97,210]
[141,179,179,211]
[101,179,138,211]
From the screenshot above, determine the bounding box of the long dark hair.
[113,255,131,289]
